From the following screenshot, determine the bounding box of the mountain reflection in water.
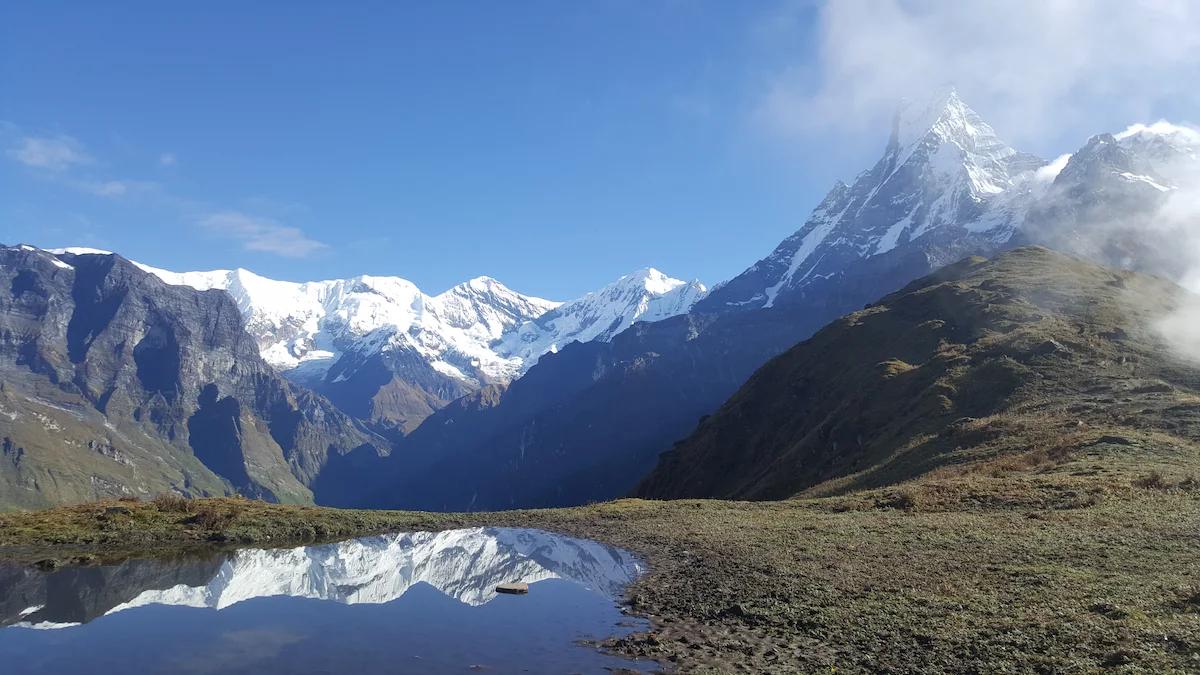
[0,527,652,674]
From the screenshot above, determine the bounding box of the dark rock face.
[0,246,388,509]
[187,384,255,494]
[315,344,473,438]
[636,247,1200,500]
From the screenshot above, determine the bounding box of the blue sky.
[3,2,1199,299]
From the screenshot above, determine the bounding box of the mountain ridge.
[636,246,1200,500]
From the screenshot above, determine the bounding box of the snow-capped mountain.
[131,262,704,387]
[126,263,558,385]
[700,90,1200,314]
[496,268,707,370]
[700,90,1045,311]
[7,527,642,628]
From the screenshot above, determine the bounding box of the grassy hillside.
[638,246,1200,501]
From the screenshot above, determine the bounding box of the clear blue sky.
[2,2,1196,299]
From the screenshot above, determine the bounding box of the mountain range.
[3,90,1198,511]
[367,91,1200,511]
[119,257,706,436]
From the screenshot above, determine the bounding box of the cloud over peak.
[754,0,1200,148]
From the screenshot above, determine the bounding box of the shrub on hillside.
[151,493,192,513]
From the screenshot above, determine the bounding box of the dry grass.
[187,502,236,530]
[150,493,192,513]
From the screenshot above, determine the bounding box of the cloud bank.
[756,0,1200,147]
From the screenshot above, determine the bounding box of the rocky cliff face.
[0,246,388,509]
[127,265,559,437]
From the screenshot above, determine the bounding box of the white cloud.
[1034,154,1073,183]
[1115,121,1200,143]
[6,128,322,255]
[199,211,328,258]
[1155,301,1200,364]
[754,0,1200,147]
[7,135,93,171]
[83,180,129,197]
[5,131,154,199]
[74,179,157,198]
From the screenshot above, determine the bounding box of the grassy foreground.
[2,456,1199,673]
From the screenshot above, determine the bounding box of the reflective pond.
[0,527,655,674]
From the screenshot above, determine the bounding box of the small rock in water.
[496,582,529,595]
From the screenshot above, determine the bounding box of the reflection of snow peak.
[111,528,642,614]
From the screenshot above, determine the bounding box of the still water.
[0,527,655,674]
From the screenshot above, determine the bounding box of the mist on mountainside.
[1025,121,1200,363]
